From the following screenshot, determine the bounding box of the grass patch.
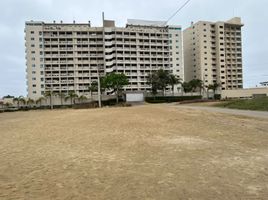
[215,97,268,111]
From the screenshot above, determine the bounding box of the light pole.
[97,63,102,108]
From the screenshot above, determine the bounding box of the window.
[31,57,35,61]
[31,51,35,54]
[32,84,36,87]
[39,44,42,48]
[32,77,36,80]
[41,78,44,81]
[32,64,36,67]
[33,91,36,94]
[31,38,35,41]
[31,31,34,34]
[32,71,36,74]
[31,44,35,47]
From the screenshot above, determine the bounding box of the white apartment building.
[183,17,243,91]
[25,18,183,99]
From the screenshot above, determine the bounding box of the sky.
[0,0,267,97]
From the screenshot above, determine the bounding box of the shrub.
[145,96,202,103]
[214,94,221,100]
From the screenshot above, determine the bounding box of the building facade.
[25,18,183,99]
[183,17,243,91]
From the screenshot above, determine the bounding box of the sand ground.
[0,105,268,200]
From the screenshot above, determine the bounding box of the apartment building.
[183,17,243,91]
[25,18,183,99]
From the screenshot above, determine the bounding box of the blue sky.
[0,0,267,97]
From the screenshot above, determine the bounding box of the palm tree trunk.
[116,88,119,104]
[50,96,53,109]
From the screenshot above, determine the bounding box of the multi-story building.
[25,18,183,99]
[183,17,243,91]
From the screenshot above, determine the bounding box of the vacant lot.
[0,105,268,200]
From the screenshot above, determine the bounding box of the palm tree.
[208,83,220,99]
[58,92,66,106]
[27,98,35,108]
[36,96,45,107]
[13,96,25,108]
[157,69,170,96]
[181,82,192,96]
[189,79,203,95]
[88,81,98,99]
[65,91,78,106]
[78,95,87,103]
[168,74,182,96]
[45,91,54,109]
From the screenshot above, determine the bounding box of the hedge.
[145,96,202,103]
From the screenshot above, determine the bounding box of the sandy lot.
[0,105,268,200]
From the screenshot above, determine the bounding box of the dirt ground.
[0,105,268,200]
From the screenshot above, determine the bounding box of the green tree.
[147,73,160,98]
[36,96,45,107]
[27,98,35,107]
[189,79,203,95]
[78,95,87,103]
[156,69,170,96]
[58,92,66,106]
[45,91,54,109]
[65,91,78,106]
[13,96,25,108]
[102,73,129,104]
[208,83,220,99]
[168,74,182,96]
[88,81,98,99]
[181,82,192,95]
[147,69,171,96]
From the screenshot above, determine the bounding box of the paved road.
[174,105,268,119]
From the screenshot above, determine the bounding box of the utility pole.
[97,63,102,108]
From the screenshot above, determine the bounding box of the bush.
[101,98,124,106]
[145,96,202,103]
[214,94,221,100]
